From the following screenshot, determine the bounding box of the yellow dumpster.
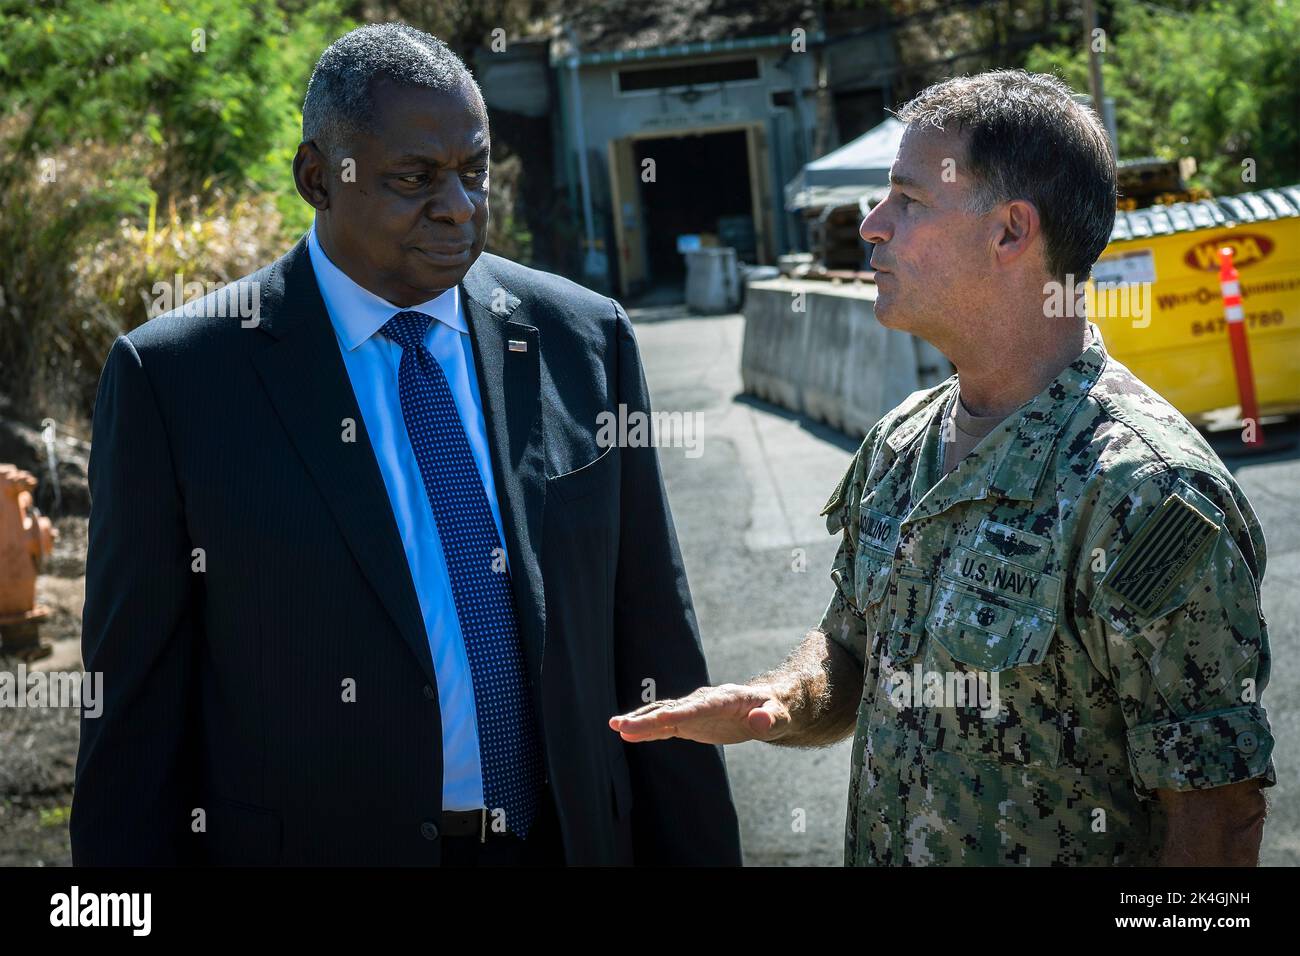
[1086,185,1300,423]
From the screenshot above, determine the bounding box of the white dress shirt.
[307,223,510,810]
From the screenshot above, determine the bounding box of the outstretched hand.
[608,683,791,745]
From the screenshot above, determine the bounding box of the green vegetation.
[0,0,354,422]
[1027,0,1300,194]
[1,1,1296,425]
[39,804,72,828]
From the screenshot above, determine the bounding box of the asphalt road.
[630,306,1300,867]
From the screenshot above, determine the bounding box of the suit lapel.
[249,237,436,689]
[460,259,548,696]
[248,239,548,704]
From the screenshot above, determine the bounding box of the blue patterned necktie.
[379,309,544,837]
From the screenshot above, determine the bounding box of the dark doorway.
[634,130,754,283]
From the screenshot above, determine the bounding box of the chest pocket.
[927,564,1058,670]
[853,505,900,610]
[834,503,910,671]
[853,501,940,670]
[915,519,1063,767]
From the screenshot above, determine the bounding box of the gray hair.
[896,70,1116,283]
[302,22,484,163]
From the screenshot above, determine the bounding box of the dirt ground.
[0,515,87,866]
[0,405,92,864]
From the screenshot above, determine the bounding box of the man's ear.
[293,141,330,211]
[992,198,1040,268]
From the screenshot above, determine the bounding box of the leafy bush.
[1026,0,1300,194]
[0,117,290,425]
[0,118,155,425]
[0,0,354,422]
[0,0,350,224]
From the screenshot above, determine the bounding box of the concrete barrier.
[741,278,952,438]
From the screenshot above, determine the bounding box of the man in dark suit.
[70,22,741,866]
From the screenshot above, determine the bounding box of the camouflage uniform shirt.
[818,323,1276,865]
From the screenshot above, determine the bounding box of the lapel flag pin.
[508,339,528,353]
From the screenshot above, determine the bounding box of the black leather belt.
[441,808,491,841]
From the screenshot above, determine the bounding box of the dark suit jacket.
[70,236,742,865]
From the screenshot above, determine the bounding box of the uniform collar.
[887,323,1108,507]
[307,222,467,351]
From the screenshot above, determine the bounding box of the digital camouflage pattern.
[818,322,1275,866]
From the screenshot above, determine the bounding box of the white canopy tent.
[783,117,905,213]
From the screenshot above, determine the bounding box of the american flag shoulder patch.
[1100,490,1220,618]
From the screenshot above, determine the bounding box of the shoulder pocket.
[1090,478,1223,634]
